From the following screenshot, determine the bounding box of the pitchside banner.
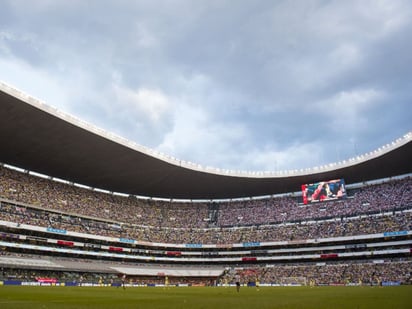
[301,179,346,204]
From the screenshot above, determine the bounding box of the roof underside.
[1,85,411,200]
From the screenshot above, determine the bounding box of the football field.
[0,285,411,309]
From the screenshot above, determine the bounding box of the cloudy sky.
[1,0,411,172]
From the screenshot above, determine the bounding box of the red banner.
[57,240,74,246]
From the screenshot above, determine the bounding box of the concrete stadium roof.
[1,82,411,200]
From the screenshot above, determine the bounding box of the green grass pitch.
[0,285,411,309]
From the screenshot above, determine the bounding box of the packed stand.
[0,165,411,245]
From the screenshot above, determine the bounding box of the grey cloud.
[1,0,411,171]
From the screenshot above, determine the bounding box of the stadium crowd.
[1,165,411,285]
[1,255,410,286]
[1,165,411,229]
[228,259,412,286]
[0,166,411,244]
[0,202,411,244]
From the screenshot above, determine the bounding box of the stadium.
[0,80,411,296]
[0,80,412,286]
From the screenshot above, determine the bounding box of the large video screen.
[301,179,346,204]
